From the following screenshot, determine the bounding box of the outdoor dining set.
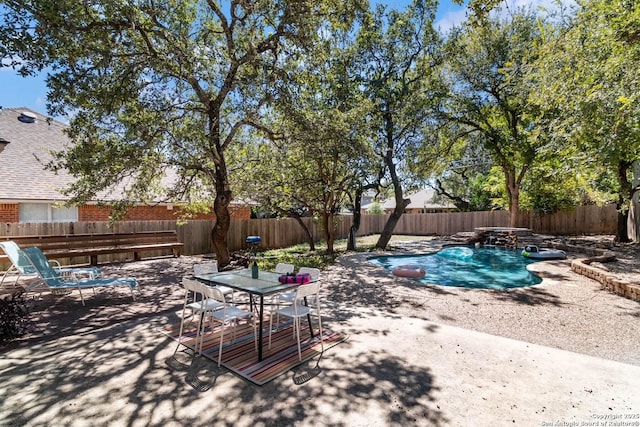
[1,236,325,373]
[184,261,324,364]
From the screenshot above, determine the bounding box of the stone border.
[552,242,640,302]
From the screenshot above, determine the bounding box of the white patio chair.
[199,284,257,366]
[275,263,295,274]
[193,262,235,302]
[268,281,324,361]
[174,278,224,355]
[272,264,320,325]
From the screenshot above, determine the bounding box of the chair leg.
[268,312,274,349]
[295,317,302,361]
[197,313,208,356]
[317,312,324,354]
[217,322,225,367]
[253,318,258,352]
[174,305,188,355]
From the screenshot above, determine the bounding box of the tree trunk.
[322,211,336,254]
[615,207,630,243]
[376,200,409,249]
[615,160,633,243]
[347,188,364,251]
[292,213,316,251]
[509,191,519,228]
[376,102,408,250]
[210,108,232,267]
[505,169,520,228]
[211,187,232,267]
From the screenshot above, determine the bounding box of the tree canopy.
[1,0,638,250]
[533,0,640,241]
[0,0,365,264]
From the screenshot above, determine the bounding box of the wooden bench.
[0,231,184,266]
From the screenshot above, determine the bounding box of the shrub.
[0,291,34,345]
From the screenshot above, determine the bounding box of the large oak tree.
[533,0,640,241]
[355,0,443,249]
[0,0,362,266]
[433,9,551,227]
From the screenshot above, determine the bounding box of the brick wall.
[0,204,19,223]
[0,202,250,222]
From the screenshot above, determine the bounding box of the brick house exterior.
[0,108,250,223]
[0,204,250,223]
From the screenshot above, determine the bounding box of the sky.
[0,0,562,117]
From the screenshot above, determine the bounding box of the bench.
[0,231,184,266]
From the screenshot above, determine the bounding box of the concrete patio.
[1,239,639,426]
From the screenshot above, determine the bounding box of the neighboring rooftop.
[0,107,76,202]
[362,188,456,212]
[0,107,188,204]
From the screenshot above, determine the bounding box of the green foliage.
[426,7,556,223]
[258,245,337,271]
[0,292,33,345]
[355,0,444,248]
[367,201,385,215]
[532,0,640,238]
[231,14,377,253]
[257,235,381,271]
[0,0,366,264]
[467,173,497,211]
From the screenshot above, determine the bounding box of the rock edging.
[566,246,640,302]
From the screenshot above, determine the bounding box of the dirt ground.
[1,235,639,427]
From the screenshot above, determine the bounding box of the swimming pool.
[369,246,543,290]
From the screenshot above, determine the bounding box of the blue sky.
[0,1,468,116]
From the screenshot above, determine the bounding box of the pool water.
[369,246,542,290]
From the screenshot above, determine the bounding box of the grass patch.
[255,234,426,271]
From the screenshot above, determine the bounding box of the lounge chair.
[0,240,101,293]
[21,246,138,306]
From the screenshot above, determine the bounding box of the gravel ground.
[5,234,640,365]
[359,235,640,365]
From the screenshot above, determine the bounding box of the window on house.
[19,203,78,223]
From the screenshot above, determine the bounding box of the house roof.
[0,107,182,204]
[363,188,456,210]
[0,107,77,202]
[0,107,231,206]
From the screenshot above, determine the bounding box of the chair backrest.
[21,247,65,287]
[275,263,295,274]
[182,277,204,294]
[298,267,320,281]
[199,282,226,304]
[193,262,218,276]
[0,241,36,275]
[294,281,321,301]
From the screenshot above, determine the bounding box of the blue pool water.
[369,246,542,290]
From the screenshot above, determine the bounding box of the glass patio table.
[194,268,313,361]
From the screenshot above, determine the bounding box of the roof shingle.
[0,107,76,202]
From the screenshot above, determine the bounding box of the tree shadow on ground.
[1,312,447,426]
[4,256,194,349]
[488,287,565,306]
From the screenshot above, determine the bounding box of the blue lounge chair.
[21,246,138,306]
[1,240,101,293]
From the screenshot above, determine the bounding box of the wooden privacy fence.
[0,204,619,264]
